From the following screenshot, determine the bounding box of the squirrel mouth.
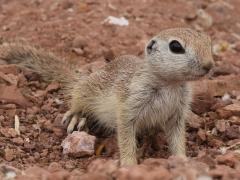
[186,71,209,81]
[193,70,212,79]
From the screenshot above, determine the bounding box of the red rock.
[187,112,203,129]
[11,137,24,145]
[40,149,48,157]
[211,99,232,111]
[88,159,118,175]
[0,128,18,138]
[206,1,233,24]
[209,165,236,179]
[0,65,19,75]
[4,148,15,161]
[46,82,60,92]
[0,104,16,110]
[0,164,22,179]
[217,108,233,119]
[34,90,47,97]
[79,173,111,180]
[117,165,172,180]
[143,158,168,167]
[48,162,63,172]
[207,111,219,120]
[195,152,216,168]
[208,138,224,148]
[52,127,64,137]
[222,103,240,116]
[225,125,240,139]
[192,95,213,115]
[26,106,40,115]
[0,71,18,85]
[102,48,115,62]
[188,160,209,174]
[215,120,228,133]
[216,152,240,167]
[193,75,240,98]
[196,9,213,29]
[171,167,198,180]
[47,170,70,180]
[68,169,85,180]
[72,48,84,56]
[197,129,207,141]
[72,36,88,49]
[61,131,96,157]
[0,85,31,107]
[19,166,50,180]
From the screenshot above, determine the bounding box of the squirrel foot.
[62,111,87,133]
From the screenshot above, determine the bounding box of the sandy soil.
[0,0,239,179]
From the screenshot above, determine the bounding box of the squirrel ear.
[146,39,157,54]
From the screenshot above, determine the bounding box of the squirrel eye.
[169,40,185,54]
[146,40,156,54]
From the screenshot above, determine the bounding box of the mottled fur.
[0,28,213,166]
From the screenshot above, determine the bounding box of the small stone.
[72,36,88,49]
[187,112,203,129]
[0,128,18,138]
[46,82,60,92]
[61,131,96,157]
[11,137,24,145]
[225,125,240,139]
[185,12,197,21]
[68,169,85,179]
[222,93,231,101]
[72,48,84,56]
[33,152,40,160]
[0,85,31,107]
[102,48,115,62]
[47,170,70,180]
[197,129,207,141]
[117,164,172,180]
[48,162,62,172]
[40,149,48,157]
[23,166,50,179]
[26,106,40,115]
[0,164,21,179]
[88,159,118,175]
[215,120,228,133]
[196,9,213,28]
[4,148,15,161]
[222,103,240,116]
[206,1,233,24]
[217,103,240,118]
[216,152,240,167]
[197,175,212,180]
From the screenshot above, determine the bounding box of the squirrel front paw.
[62,111,87,133]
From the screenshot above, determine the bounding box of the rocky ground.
[0,0,240,179]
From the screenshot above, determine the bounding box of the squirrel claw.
[62,111,87,134]
[61,110,72,126]
[77,118,87,131]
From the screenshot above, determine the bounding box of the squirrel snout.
[201,61,213,72]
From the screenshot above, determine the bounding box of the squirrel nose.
[202,61,213,72]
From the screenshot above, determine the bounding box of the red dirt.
[0,0,240,179]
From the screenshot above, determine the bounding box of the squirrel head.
[145,28,214,82]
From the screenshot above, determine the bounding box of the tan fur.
[0,28,214,166]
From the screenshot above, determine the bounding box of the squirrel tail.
[0,42,77,84]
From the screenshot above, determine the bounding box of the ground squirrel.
[0,28,214,166]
